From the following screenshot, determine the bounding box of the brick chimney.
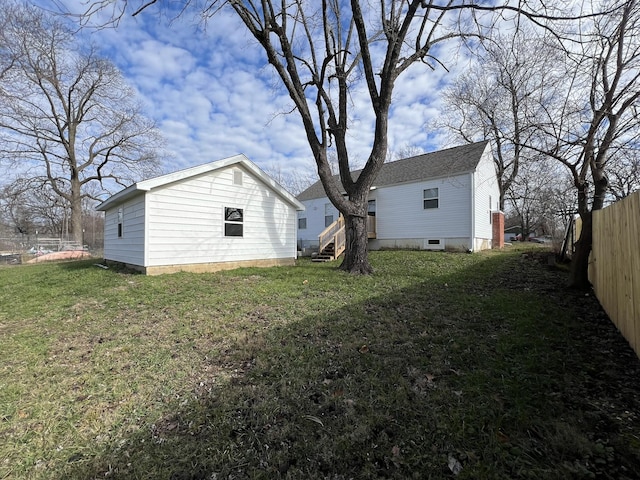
[492,211,504,249]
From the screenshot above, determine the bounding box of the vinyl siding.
[297,198,339,247]
[145,166,297,267]
[298,174,473,249]
[374,174,473,240]
[296,143,500,252]
[472,147,501,249]
[103,195,146,265]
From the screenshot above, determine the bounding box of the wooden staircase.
[313,216,346,262]
[312,214,377,262]
[313,241,338,262]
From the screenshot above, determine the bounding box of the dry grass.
[1,248,639,479]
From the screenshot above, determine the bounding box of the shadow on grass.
[52,258,122,272]
[64,252,640,480]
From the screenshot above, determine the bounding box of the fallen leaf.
[302,415,324,427]
[448,455,463,476]
[166,421,179,431]
[359,344,369,354]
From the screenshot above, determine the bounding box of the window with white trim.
[117,207,123,237]
[423,188,439,209]
[368,199,376,216]
[224,207,243,237]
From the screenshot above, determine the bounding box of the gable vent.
[233,170,243,185]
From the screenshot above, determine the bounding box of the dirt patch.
[27,250,92,263]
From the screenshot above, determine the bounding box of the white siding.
[296,144,501,252]
[374,173,473,241]
[297,197,339,248]
[300,174,473,249]
[145,166,297,267]
[472,147,501,250]
[103,195,146,265]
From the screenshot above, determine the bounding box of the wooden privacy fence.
[589,190,640,358]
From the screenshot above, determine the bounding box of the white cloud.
[35,1,482,184]
[128,41,196,84]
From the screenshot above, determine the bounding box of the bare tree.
[388,145,425,162]
[607,147,640,201]
[263,162,317,196]
[0,3,162,245]
[438,1,639,288]
[437,26,562,210]
[81,1,605,273]
[505,158,569,241]
[532,0,640,289]
[0,179,66,235]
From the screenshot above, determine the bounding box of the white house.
[296,141,502,256]
[96,155,305,275]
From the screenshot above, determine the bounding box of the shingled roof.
[297,141,489,201]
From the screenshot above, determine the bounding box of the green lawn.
[1,249,639,479]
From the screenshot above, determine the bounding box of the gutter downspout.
[470,171,475,252]
[144,195,149,268]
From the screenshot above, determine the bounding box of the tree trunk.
[339,214,373,274]
[569,211,592,290]
[69,178,83,245]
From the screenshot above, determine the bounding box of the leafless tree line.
[437,0,639,286]
[0,1,162,245]
[3,0,638,289]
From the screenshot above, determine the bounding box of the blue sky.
[39,1,471,181]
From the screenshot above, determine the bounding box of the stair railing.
[318,216,346,260]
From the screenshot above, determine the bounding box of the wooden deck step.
[312,242,337,262]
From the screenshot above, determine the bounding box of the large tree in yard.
[84,0,606,273]
[0,2,162,245]
[532,0,640,289]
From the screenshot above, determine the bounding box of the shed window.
[423,188,439,209]
[233,170,243,186]
[117,207,123,237]
[224,207,243,237]
[298,218,307,229]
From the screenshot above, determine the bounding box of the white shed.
[96,155,305,275]
[297,141,502,255]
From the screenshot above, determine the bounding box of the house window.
[233,170,243,186]
[298,218,307,229]
[224,207,243,237]
[368,199,376,216]
[324,203,334,227]
[117,207,123,237]
[423,188,439,209]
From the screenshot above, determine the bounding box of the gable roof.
[96,154,305,211]
[297,141,490,201]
